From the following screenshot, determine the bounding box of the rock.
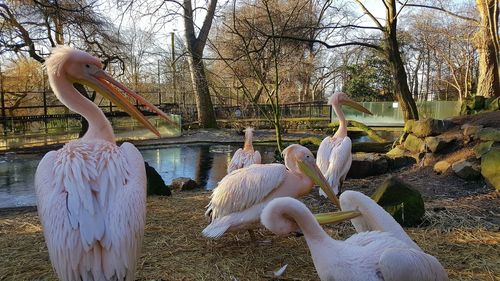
[422,153,435,167]
[347,153,389,179]
[424,136,449,153]
[451,160,481,180]
[474,141,494,158]
[403,120,415,133]
[171,177,200,191]
[299,137,322,149]
[462,124,483,141]
[412,119,453,138]
[478,127,500,142]
[386,146,417,169]
[403,134,425,153]
[481,148,500,190]
[352,142,392,153]
[434,160,451,174]
[371,176,425,227]
[485,97,500,111]
[145,162,171,196]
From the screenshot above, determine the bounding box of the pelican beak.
[83,69,178,137]
[342,99,373,115]
[315,210,361,225]
[297,158,341,209]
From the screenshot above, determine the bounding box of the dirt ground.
[0,163,498,281]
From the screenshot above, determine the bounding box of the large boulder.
[462,124,483,143]
[481,148,500,190]
[371,177,425,227]
[403,134,425,153]
[412,119,453,138]
[347,153,389,179]
[451,160,481,180]
[145,162,171,196]
[386,146,417,169]
[425,136,453,153]
[171,177,200,191]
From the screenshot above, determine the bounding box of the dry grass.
[0,190,498,281]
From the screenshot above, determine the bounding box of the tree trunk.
[187,55,217,127]
[183,0,218,128]
[384,5,419,121]
[475,0,500,97]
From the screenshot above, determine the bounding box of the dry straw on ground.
[0,190,498,281]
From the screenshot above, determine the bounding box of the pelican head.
[282,144,340,208]
[44,45,177,136]
[328,92,372,115]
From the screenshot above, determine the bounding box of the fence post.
[0,64,6,136]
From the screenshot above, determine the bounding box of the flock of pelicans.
[33,46,449,280]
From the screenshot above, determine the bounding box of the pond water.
[0,129,400,209]
[0,144,278,208]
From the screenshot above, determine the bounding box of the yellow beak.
[315,210,361,225]
[83,69,178,137]
[297,158,341,209]
[342,99,373,115]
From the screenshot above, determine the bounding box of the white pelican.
[261,191,448,281]
[202,144,340,239]
[35,46,176,280]
[227,127,261,173]
[317,92,372,196]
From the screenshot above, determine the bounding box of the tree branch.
[400,1,478,23]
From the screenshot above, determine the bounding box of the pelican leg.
[338,179,344,196]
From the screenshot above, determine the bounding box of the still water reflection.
[0,144,277,208]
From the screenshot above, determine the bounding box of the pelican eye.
[85,64,90,68]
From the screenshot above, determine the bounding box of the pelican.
[227,127,261,173]
[261,191,448,281]
[202,144,340,239]
[35,46,176,280]
[317,92,372,196]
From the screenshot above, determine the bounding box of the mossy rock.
[412,119,453,138]
[386,146,417,169]
[299,137,323,148]
[403,120,415,133]
[403,134,425,153]
[474,141,494,158]
[481,148,500,190]
[485,97,500,111]
[145,162,171,196]
[478,127,500,142]
[371,177,425,227]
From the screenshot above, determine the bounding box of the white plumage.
[261,191,448,281]
[227,127,261,173]
[203,144,340,239]
[317,92,372,196]
[36,141,146,280]
[316,136,352,196]
[35,46,175,280]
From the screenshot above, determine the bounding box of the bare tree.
[183,0,218,128]
[403,0,499,98]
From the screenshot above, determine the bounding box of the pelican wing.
[379,248,449,281]
[207,163,287,220]
[317,136,352,195]
[227,149,262,173]
[35,141,146,281]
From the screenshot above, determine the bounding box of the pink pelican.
[227,127,261,173]
[202,144,340,239]
[261,191,448,281]
[35,46,176,280]
[316,92,372,196]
